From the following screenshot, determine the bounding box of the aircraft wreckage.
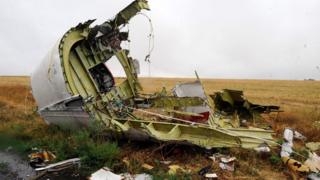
[31,0,280,149]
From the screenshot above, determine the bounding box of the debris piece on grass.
[221,157,236,163]
[29,149,56,168]
[122,173,152,180]
[281,128,294,157]
[282,156,309,173]
[168,165,186,175]
[90,167,121,180]
[159,160,171,165]
[219,162,235,172]
[35,158,80,172]
[205,173,218,179]
[90,167,152,180]
[210,153,236,172]
[254,144,271,153]
[306,142,320,152]
[142,163,154,170]
[283,128,294,143]
[304,152,320,173]
[281,142,293,158]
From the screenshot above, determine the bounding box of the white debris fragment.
[90,167,152,180]
[35,158,80,172]
[280,142,293,157]
[220,157,236,163]
[134,173,152,180]
[205,173,218,178]
[304,152,320,173]
[210,154,236,172]
[281,128,294,157]
[90,167,122,180]
[219,162,235,171]
[283,128,294,143]
[254,144,271,153]
[159,160,172,165]
[294,130,307,141]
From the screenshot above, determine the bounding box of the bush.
[72,130,119,174]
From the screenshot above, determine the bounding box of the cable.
[137,12,154,77]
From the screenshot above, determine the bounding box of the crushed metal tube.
[31,0,282,150]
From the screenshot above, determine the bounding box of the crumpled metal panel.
[172,81,210,114]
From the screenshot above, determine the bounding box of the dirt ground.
[0,76,319,179]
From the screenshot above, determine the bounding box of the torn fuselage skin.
[31,0,279,149]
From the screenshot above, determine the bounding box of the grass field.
[0,76,319,179]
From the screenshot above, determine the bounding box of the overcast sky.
[0,0,320,80]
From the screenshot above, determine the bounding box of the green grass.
[0,133,31,155]
[26,128,120,176]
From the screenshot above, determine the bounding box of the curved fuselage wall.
[31,41,71,111]
[31,41,91,128]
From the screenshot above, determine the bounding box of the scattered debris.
[279,128,320,179]
[210,153,236,172]
[306,142,320,152]
[29,149,56,168]
[90,167,152,180]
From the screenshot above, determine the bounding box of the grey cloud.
[0,0,319,80]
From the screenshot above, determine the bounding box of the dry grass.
[0,76,319,179]
[1,76,319,141]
